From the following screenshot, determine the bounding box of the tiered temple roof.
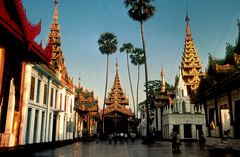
[47,0,73,89]
[103,60,133,117]
[75,78,98,115]
[181,15,204,93]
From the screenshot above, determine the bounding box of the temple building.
[154,15,205,140]
[101,60,133,135]
[193,20,240,149]
[20,0,76,145]
[0,0,52,147]
[75,78,99,138]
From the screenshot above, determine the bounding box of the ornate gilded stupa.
[104,60,133,117]
[47,0,73,87]
[181,14,204,94]
[101,59,133,134]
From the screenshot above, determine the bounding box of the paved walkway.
[2,140,240,157]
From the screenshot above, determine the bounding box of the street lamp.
[153,94,169,139]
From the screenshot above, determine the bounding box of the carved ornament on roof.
[216,64,235,73]
[234,53,240,64]
[16,0,41,42]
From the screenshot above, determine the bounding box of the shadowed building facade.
[193,20,240,149]
[0,0,52,147]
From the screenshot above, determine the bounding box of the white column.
[0,47,5,99]
[5,78,15,133]
[19,64,32,145]
[179,101,182,113]
[180,124,184,139]
[192,124,196,139]
[169,125,173,139]
[29,108,35,144]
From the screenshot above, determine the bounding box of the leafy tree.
[225,43,235,64]
[120,43,135,117]
[130,48,145,117]
[97,32,118,134]
[145,80,173,107]
[124,0,155,137]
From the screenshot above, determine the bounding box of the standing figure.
[176,132,180,152]
[170,129,177,152]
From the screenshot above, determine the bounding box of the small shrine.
[101,59,133,135]
[75,78,99,137]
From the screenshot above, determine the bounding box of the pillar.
[0,47,5,102]
[180,124,184,139]
[191,124,196,139]
[19,63,32,145]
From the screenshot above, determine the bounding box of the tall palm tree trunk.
[102,54,109,134]
[136,64,140,118]
[140,20,150,137]
[127,53,135,117]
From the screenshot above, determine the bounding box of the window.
[50,88,54,107]
[64,95,67,112]
[60,93,62,110]
[33,110,39,143]
[43,84,48,105]
[54,90,58,109]
[25,108,32,144]
[184,124,192,138]
[70,99,72,113]
[30,76,35,100]
[36,79,41,103]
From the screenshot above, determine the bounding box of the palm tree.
[130,48,144,117]
[124,0,155,138]
[120,43,135,117]
[97,32,118,134]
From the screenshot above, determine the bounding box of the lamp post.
[153,94,169,139]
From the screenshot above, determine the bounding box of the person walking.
[176,132,180,152]
[170,129,177,152]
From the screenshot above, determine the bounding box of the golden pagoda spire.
[53,0,59,24]
[78,77,81,88]
[48,0,63,71]
[161,64,166,93]
[105,59,129,107]
[181,14,204,93]
[237,19,240,44]
[116,57,119,76]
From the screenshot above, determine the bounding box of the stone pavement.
[1,139,240,157]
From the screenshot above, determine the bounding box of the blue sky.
[22,0,240,110]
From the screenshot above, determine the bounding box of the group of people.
[170,130,181,153]
[108,132,136,144]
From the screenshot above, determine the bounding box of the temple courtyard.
[2,139,239,157]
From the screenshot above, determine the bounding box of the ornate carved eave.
[0,0,52,64]
[15,0,41,41]
[0,0,23,41]
[216,64,235,73]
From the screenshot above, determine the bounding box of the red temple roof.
[0,0,52,64]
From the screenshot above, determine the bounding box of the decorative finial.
[161,64,165,77]
[53,0,59,23]
[115,57,119,76]
[78,77,81,88]
[185,13,190,22]
[161,64,166,93]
